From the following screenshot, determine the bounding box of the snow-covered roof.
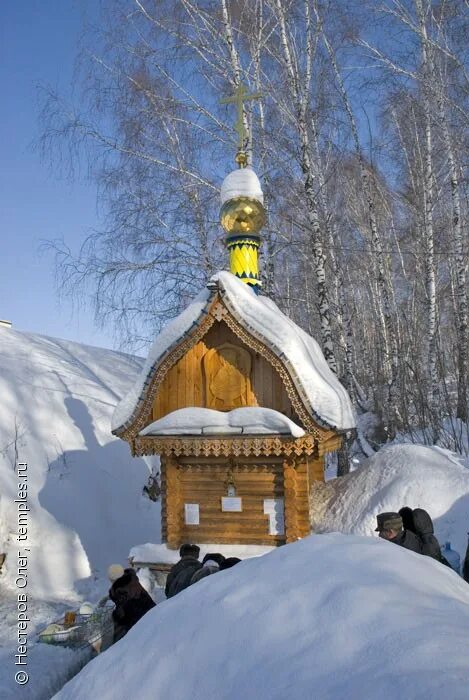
[140,407,305,438]
[112,271,355,434]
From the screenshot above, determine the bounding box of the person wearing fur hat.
[190,552,225,585]
[219,557,242,570]
[109,567,156,642]
[165,544,202,598]
[375,512,422,554]
[399,506,451,566]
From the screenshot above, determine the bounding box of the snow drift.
[315,444,469,559]
[0,326,160,598]
[53,533,469,700]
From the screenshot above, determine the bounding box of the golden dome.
[220,196,266,235]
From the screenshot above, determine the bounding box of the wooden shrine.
[112,84,354,550]
[112,275,349,549]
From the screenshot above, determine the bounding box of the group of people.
[165,544,241,598]
[375,506,454,568]
[105,546,241,642]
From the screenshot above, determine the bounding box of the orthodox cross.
[220,83,262,152]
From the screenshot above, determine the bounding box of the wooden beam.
[283,457,299,543]
[165,454,183,549]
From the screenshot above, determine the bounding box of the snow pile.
[140,406,305,437]
[54,534,469,700]
[0,326,160,598]
[113,272,354,433]
[130,542,275,565]
[315,444,469,559]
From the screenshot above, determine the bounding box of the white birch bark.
[415,0,439,437]
[316,9,400,434]
[437,93,467,420]
[274,0,337,373]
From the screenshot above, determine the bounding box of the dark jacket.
[412,508,451,566]
[392,529,422,554]
[399,507,416,533]
[109,569,156,639]
[463,535,469,583]
[165,557,202,598]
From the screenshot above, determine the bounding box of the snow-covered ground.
[0,325,160,596]
[0,326,161,699]
[314,443,469,561]
[1,324,468,699]
[53,533,469,700]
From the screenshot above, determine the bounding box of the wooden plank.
[184,352,194,407]
[177,354,186,410]
[183,525,281,537]
[179,471,282,482]
[181,533,284,546]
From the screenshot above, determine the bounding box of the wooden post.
[165,454,183,549]
[283,457,299,543]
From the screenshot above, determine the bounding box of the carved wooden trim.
[202,342,252,409]
[134,434,318,458]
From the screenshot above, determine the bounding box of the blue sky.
[1,1,117,350]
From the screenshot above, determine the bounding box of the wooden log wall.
[162,455,323,548]
[152,321,297,422]
[183,461,283,546]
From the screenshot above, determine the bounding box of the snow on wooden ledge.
[129,542,276,566]
[139,406,305,438]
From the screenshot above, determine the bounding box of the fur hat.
[202,552,225,567]
[108,564,125,582]
[219,557,241,570]
[375,512,403,532]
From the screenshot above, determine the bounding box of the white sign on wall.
[264,498,285,535]
[184,503,200,525]
[221,497,243,512]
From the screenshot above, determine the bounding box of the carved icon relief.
[203,343,252,410]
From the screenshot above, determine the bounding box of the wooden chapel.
[112,86,355,550]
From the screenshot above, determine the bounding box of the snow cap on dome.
[220,167,263,206]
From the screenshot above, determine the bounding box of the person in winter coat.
[399,506,451,567]
[219,557,242,569]
[165,543,202,598]
[463,533,469,584]
[109,568,156,642]
[190,553,225,585]
[375,512,422,553]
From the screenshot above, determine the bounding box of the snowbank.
[0,326,160,599]
[130,542,275,565]
[113,271,355,434]
[53,533,469,700]
[140,406,305,437]
[315,444,469,559]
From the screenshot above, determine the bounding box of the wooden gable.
[151,320,299,424]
